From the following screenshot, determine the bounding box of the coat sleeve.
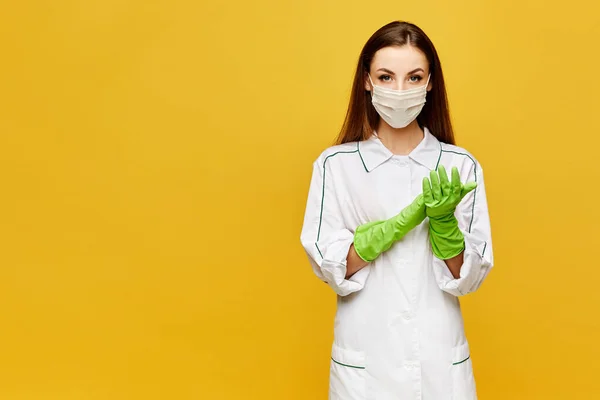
[300,159,370,296]
[432,160,494,296]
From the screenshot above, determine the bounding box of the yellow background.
[1,0,599,398]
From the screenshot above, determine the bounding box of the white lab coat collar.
[357,127,442,172]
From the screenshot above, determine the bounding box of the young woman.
[300,21,493,399]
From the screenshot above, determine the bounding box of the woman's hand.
[422,165,476,260]
[422,165,476,219]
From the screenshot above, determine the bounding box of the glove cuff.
[428,215,465,260]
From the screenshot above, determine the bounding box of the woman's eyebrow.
[376,68,396,75]
[376,67,425,75]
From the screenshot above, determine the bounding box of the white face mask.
[368,73,431,128]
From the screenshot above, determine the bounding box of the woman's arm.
[345,244,369,279]
[444,251,464,279]
[431,162,494,296]
[300,159,371,296]
[302,156,425,287]
[345,194,426,278]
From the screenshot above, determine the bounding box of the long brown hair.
[335,21,455,145]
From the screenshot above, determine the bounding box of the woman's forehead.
[371,45,429,74]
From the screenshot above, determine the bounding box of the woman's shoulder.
[313,141,359,165]
[439,142,482,168]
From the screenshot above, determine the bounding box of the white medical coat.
[300,128,494,400]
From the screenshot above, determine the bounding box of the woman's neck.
[375,120,424,156]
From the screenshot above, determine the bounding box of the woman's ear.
[427,80,433,92]
[364,73,372,92]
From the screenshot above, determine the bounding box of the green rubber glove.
[422,165,477,260]
[353,194,426,262]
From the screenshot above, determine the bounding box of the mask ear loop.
[367,73,379,139]
[367,73,376,93]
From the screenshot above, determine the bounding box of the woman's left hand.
[422,165,476,219]
[422,165,476,260]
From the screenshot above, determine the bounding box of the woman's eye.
[379,75,392,82]
[409,75,423,83]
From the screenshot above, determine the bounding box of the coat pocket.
[451,342,477,400]
[329,343,367,400]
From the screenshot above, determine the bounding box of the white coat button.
[403,360,420,370]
